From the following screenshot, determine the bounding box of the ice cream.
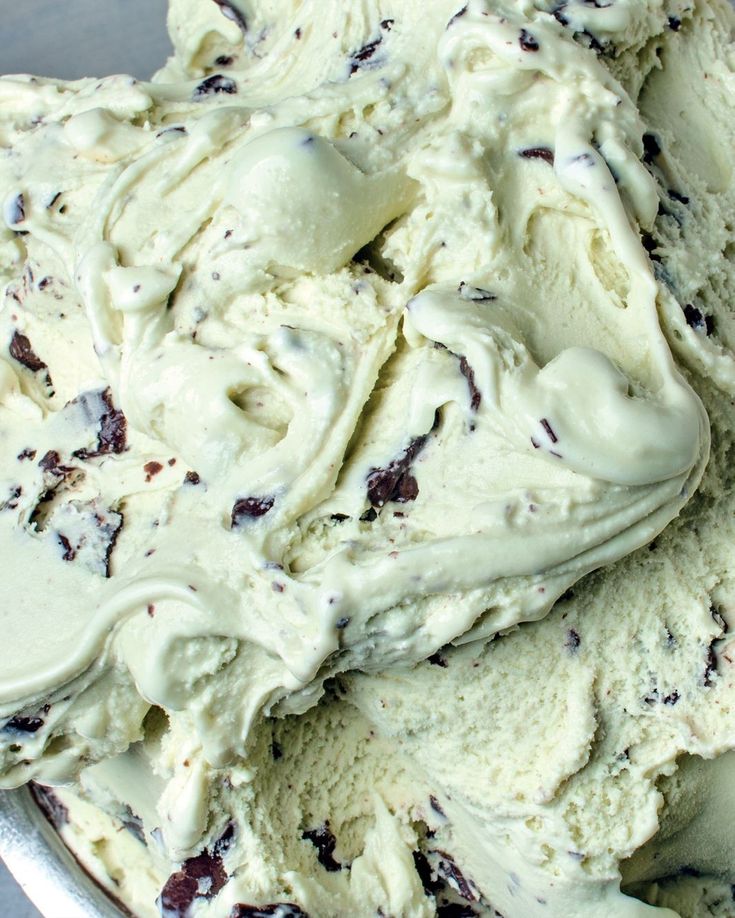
[0,0,733,916]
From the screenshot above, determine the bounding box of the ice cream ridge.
[0,0,734,915]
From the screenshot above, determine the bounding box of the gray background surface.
[1,3,172,913]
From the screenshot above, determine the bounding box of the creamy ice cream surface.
[0,0,734,916]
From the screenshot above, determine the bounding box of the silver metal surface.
[0,788,124,917]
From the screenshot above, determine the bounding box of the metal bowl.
[0,787,124,917]
[0,4,170,914]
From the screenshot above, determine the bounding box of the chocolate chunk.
[121,806,146,844]
[366,430,432,508]
[214,823,236,856]
[436,906,479,918]
[72,388,127,458]
[330,513,350,523]
[57,533,76,562]
[703,641,718,687]
[157,845,228,918]
[349,36,383,73]
[540,418,558,444]
[642,133,661,165]
[231,496,275,526]
[458,356,481,411]
[9,330,49,375]
[302,822,341,872]
[6,193,26,226]
[144,460,164,482]
[349,19,393,74]
[184,471,201,486]
[447,5,468,28]
[457,281,495,302]
[429,795,446,817]
[519,29,540,52]
[413,850,443,896]
[193,75,238,100]
[360,507,378,522]
[3,713,45,733]
[0,484,22,512]
[211,0,248,32]
[519,146,554,165]
[641,232,661,263]
[683,304,715,336]
[231,906,309,918]
[435,851,477,902]
[30,782,69,828]
[564,629,581,652]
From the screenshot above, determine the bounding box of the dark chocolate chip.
[193,75,238,100]
[564,629,581,652]
[540,418,558,444]
[214,55,234,66]
[6,193,26,225]
[457,281,495,302]
[458,355,481,411]
[366,429,433,508]
[703,641,718,687]
[668,16,681,30]
[330,513,350,523]
[72,388,127,458]
[429,795,446,817]
[360,507,378,522]
[428,653,448,668]
[157,845,228,918]
[335,616,350,629]
[662,691,680,706]
[211,0,248,32]
[436,906,479,918]
[57,533,76,562]
[231,496,275,526]
[271,741,283,761]
[641,232,661,263]
[413,850,443,896]
[302,822,341,872]
[683,304,715,336]
[230,906,309,918]
[519,146,554,165]
[17,448,36,461]
[642,133,661,165]
[349,36,383,74]
[435,851,477,902]
[3,715,45,734]
[519,29,540,52]
[144,461,164,482]
[0,484,22,512]
[121,806,146,844]
[30,782,69,828]
[9,330,48,374]
[447,5,468,28]
[184,471,201,486]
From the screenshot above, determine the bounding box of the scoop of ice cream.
[2,1,734,917]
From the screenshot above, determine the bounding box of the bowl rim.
[0,786,125,918]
